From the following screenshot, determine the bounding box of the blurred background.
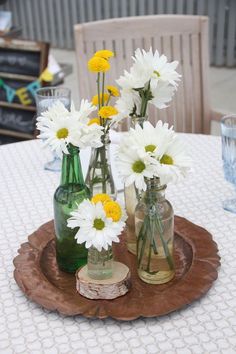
[0,0,235,142]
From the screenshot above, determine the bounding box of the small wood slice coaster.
[76,262,131,300]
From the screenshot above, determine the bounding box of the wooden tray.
[13,216,220,321]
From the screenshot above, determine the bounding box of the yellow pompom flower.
[91,193,112,205]
[94,50,114,60]
[88,56,110,73]
[92,93,109,106]
[103,201,122,222]
[98,106,118,119]
[88,118,100,126]
[106,85,120,97]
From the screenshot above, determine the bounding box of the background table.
[0,134,235,354]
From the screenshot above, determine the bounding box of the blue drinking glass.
[35,87,71,172]
[221,114,236,213]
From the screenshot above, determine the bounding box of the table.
[0,134,235,354]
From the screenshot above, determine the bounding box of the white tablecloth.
[0,134,236,354]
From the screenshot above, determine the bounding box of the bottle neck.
[131,116,148,128]
[60,145,85,186]
[144,177,166,203]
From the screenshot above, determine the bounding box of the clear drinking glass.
[221,114,236,213]
[35,87,71,171]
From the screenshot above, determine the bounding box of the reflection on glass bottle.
[54,145,90,273]
[135,177,175,284]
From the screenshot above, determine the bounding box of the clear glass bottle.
[54,145,90,273]
[135,177,175,284]
[125,116,148,254]
[85,133,116,199]
[87,246,113,280]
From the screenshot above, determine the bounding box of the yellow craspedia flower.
[104,201,122,222]
[106,85,120,97]
[92,193,112,205]
[88,56,110,73]
[92,93,109,106]
[88,118,100,126]
[98,106,118,119]
[94,50,114,60]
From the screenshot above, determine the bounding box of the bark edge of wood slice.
[76,261,131,300]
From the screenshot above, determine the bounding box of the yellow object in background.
[39,69,54,82]
[15,87,32,105]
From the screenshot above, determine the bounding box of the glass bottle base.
[138,269,175,284]
[222,198,236,214]
[56,255,87,273]
[88,268,113,280]
[44,156,61,172]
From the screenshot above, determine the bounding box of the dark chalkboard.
[0,39,49,141]
[0,106,35,134]
[0,48,41,77]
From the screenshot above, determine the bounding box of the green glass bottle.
[54,145,90,273]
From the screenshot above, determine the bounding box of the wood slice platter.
[13,216,220,321]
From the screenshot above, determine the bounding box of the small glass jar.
[125,116,148,254]
[85,132,116,200]
[87,246,113,280]
[135,177,175,284]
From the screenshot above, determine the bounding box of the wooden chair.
[74,15,222,134]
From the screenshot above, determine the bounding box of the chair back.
[74,15,211,133]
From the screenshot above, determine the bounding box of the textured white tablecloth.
[0,134,236,354]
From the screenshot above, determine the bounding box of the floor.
[51,49,236,136]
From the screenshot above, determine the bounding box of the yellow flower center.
[154,70,161,77]
[56,128,69,139]
[88,57,110,73]
[132,160,145,173]
[94,50,114,60]
[98,106,118,119]
[160,154,174,165]
[104,201,122,222]
[93,218,105,230]
[92,193,112,204]
[145,144,156,153]
[88,118,100,126]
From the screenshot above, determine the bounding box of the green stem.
[155,218,174,270]
[97,73,101,110]
[102,72,105,107]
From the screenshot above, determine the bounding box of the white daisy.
[151,81,176,109]
[37,101,69,124]
[117,146,159,191]
[132,47,181,89]
[37,115,80,155]
[67,200,125,251]
[156,136,192,184]
[71,99,96,124]
[126,120,175,159]
[37,100,103,154]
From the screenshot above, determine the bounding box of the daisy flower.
[37,115,80,155]
[156,136,192,184]
[106,85,120,97]
[37,100,103,154]
[67,199,126,251]
[88,56,110,73]
[94,50,114,60]
[98,106,118,119]
[132,47,181,89]
[116,147,159,191]
[92,93,109,106]
[126,120,175,159]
